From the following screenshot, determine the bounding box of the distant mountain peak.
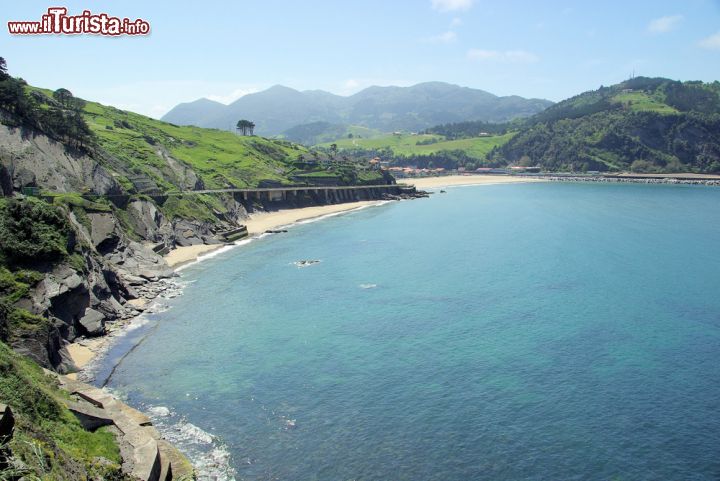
[162,82,553,135]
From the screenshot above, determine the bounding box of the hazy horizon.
[4,0,720,119]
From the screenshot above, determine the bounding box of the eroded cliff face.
[0,123,251,372]
[0,123,121,195]
[9,219,173,373]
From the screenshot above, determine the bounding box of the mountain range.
[161,82,553,137]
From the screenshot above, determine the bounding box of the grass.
[46,193,112,212]
[0,342,124,480]
[322,132,515,158]
[82,101,309,191]
[160,194,225,223]
[611,91,678,114]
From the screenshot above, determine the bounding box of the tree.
[53,88,73,108]
[0,77,24,113]
[236,119,255,136]
[329,143,338,159]
[0,57,8,80]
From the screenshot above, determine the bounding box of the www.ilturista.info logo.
[7,7,150,36]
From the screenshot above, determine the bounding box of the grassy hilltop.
[17,84,387,196]
[491,77,720,173]
[321,132,514,159]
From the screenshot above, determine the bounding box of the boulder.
[88,213,120,254]
[78,308,105,336]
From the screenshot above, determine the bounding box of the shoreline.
[405,174,545,189]
[162,200,387,270]
[66,171,716,376]
[66,199,389,372]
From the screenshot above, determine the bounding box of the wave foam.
[144,406,237,481]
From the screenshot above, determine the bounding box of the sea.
[91,182,720,481]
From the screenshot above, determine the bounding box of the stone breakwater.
[534,175,720,186]
[57,375,195,481]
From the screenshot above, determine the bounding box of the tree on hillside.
[236,119,255,136]
[0,57,8,80]
[53,88,73,108]
[329,143,338,159]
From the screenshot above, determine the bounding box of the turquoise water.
[98,183,720,480]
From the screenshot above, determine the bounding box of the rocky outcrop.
[9,201,176,372]
[57,375,195,481]
[0,124,122,195]
[88,212,120,254]
[173,218,222,246]
[126,200,173,243]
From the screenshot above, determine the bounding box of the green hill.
[280,121,384,145]
[491,77,720,173]
[323,132,513,158]
[11,83,386,197]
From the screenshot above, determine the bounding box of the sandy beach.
[164,243,225,268]
[407,174,543,189]
[244,201,382,234]
[162,201,384,268]
[66,338,105,380]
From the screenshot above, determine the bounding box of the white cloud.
[450,17,463,27]
[431,0,474,12]
[699,31,720,50]
[425,31,458,44]
[467,49,539,63]
[206,87,259,104]
[343,79,361,90]
[647,15,683,34]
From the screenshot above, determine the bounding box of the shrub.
[0,199,70,266]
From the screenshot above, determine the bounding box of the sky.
[2,0,720,118]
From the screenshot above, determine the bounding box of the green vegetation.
[0,60,93,149]
[423,119,514,139]
[0,267,48,340]
[46,193,112,213]
[0,198,77,345]
[0,342,125,480]
[0,198,72,267]
[491,77,720,173]
[280,121,384,145]
[610,91,678,114]
[320,132,514,171]
[323,132,513,157]
[160,194,226,223]
[82,100,307,191]
[0,196,123,479]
